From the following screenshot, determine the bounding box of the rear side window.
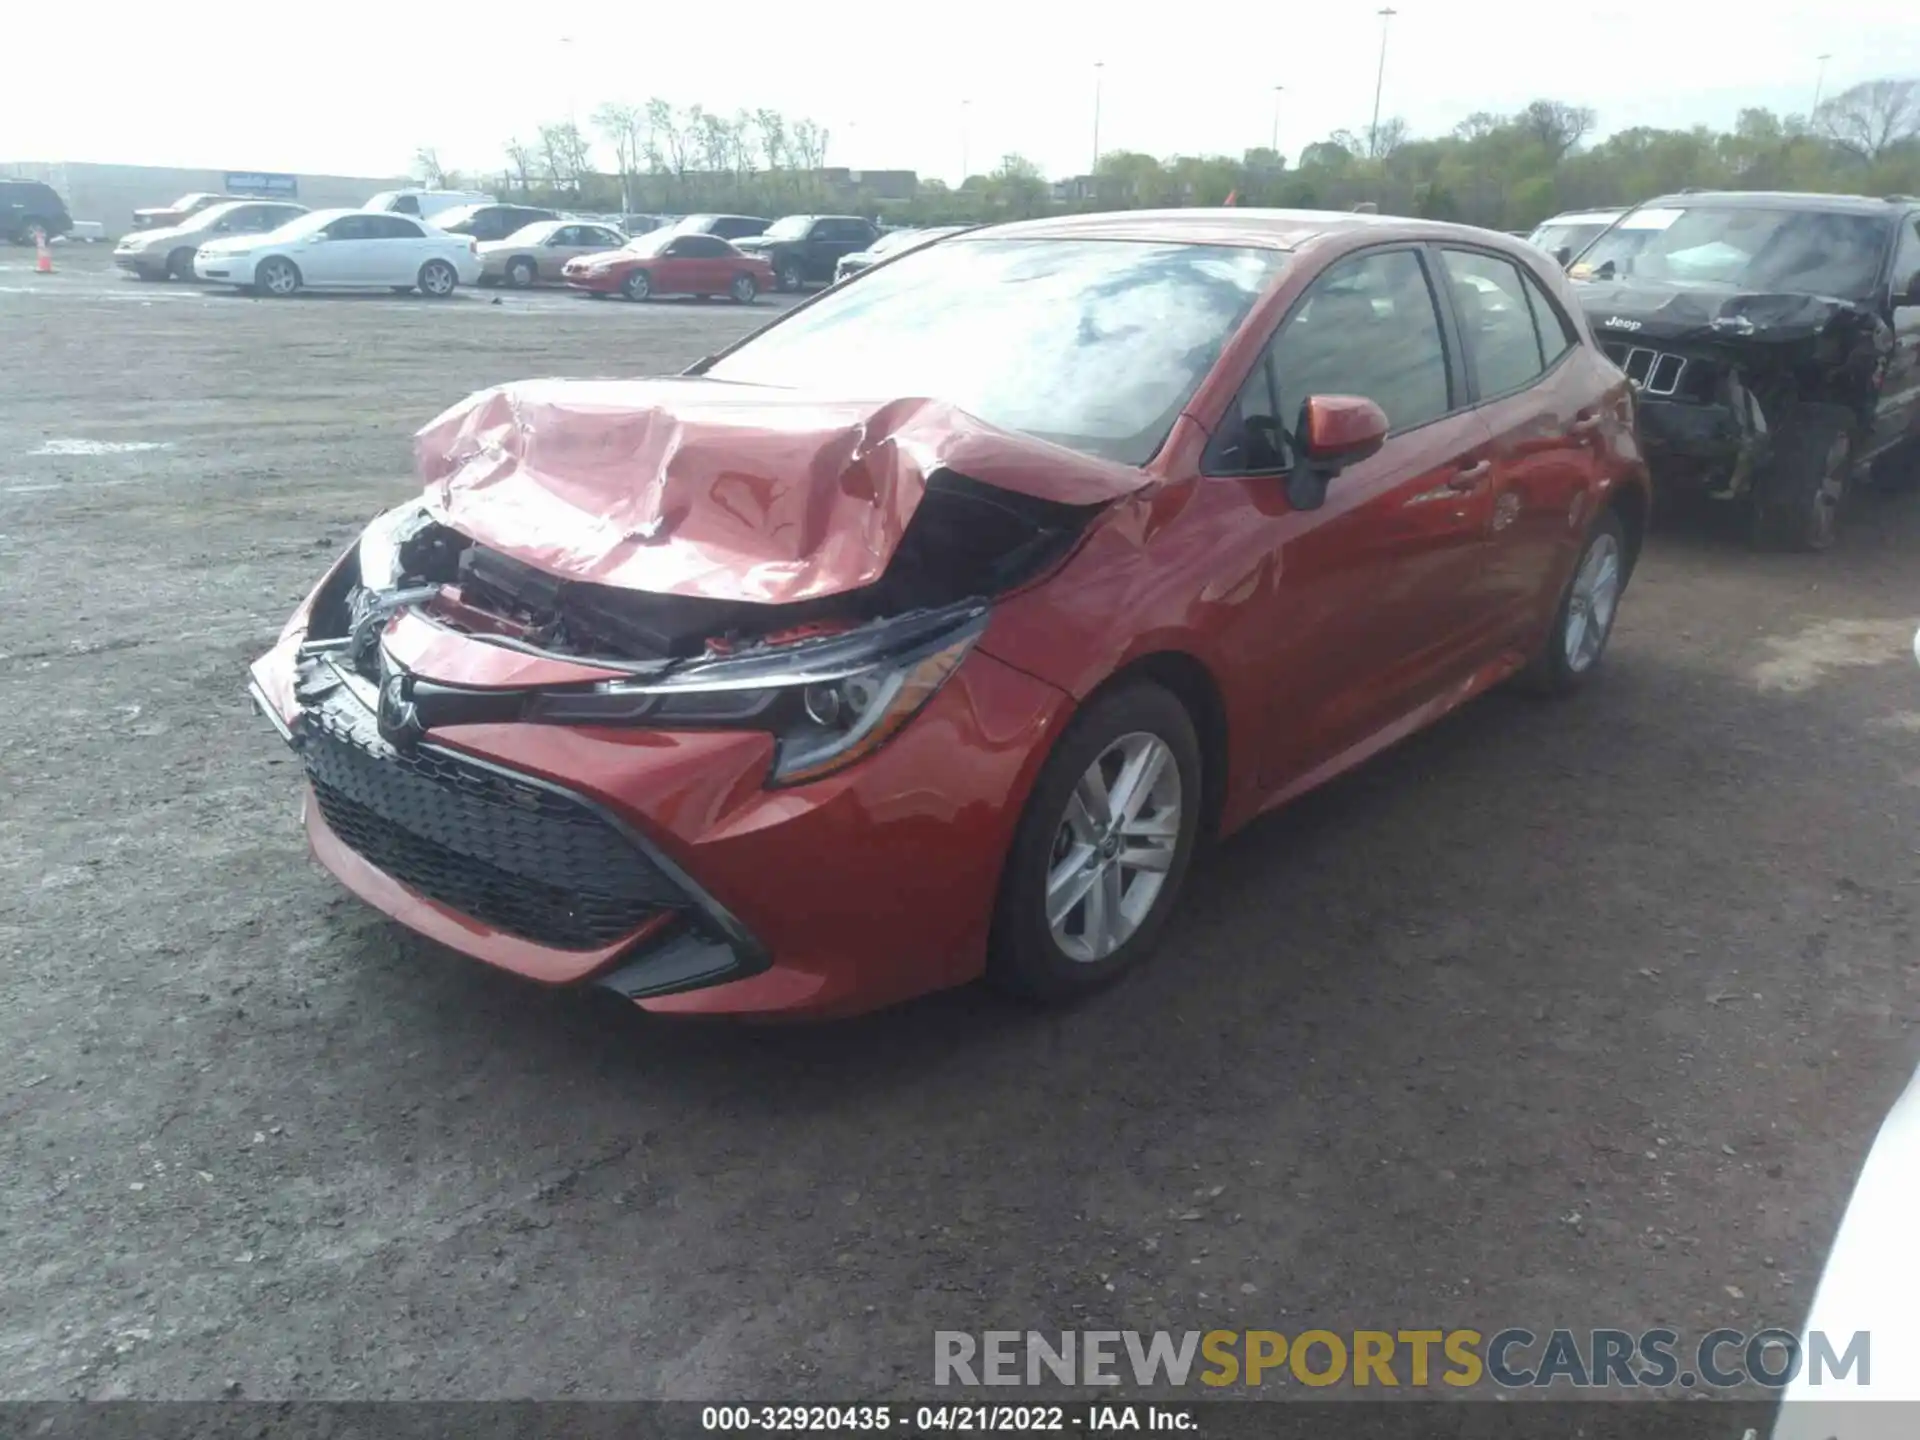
[369,216,423,239]
[1440,249,1546,397]
[683,236,729,257]
[1519,267,1578,364]
[1272,248,1453,436]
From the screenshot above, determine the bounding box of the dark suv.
[1569,191,1920,550]
[733,215,880,291]
[1,179,73,244]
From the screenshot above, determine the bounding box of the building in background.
[0,162,410,238]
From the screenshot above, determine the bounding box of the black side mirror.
[1553,245,1573,268]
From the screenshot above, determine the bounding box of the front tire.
[417,259,459,298]
[987,682,1202,1001]
[505,257,537,288]
[167,247,196,281]
[1751,406,1854,552]
[729,272,758,304]
[622,270,651,301]
[1519,508,1628,695]
[776,260,803,293]
[254,257,300,297]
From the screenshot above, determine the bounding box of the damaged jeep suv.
[1570,191,1920,550]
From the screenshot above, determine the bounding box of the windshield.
[259,211,334,242]
[1577,206,1891,296]
[764,216,813,241]
[179,202,247,234]
[622,230,677,256]
[1529,221,1610,259]
[705,237,1288,465]
[869,229,928,256]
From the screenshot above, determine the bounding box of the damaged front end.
[1579,283,1893,502]
[250,378,1127,996]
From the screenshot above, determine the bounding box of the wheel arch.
[1078,650,1231,843]
[1604,475,1651,576]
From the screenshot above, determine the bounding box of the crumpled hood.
[411,377,1149,604]
[1574,278,1867,346]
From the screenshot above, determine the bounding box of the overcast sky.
[7,1,1918,186]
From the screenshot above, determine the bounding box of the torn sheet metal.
[412,378,1149,605]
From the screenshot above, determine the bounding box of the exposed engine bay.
[304,470,1103,686]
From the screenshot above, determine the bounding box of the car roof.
[1539,209,1623,225]
[964,207,1519,253]
[1637,190,1911,216]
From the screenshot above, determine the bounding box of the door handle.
[1447,460,1492,491]
[1570,409,1603,435]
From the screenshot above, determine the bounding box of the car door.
[1433,245,1607,644]
[1205,245,1499,791]
[302,214,372,284]
[811,220,868,280]
[687,234,738,290]
[540,225,583,280]
[648,235,703,295]
[364,215,428,284]
[1874,212,1920,456]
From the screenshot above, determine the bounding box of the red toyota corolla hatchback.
[251,209,1649,1019]
[562,228,774,303]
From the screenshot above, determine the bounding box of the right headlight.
[526,606,987,786]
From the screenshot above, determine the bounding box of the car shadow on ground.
[337,634,1920,1142]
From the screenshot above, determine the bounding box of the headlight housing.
[355,502,434,591]
[526,606,987,786]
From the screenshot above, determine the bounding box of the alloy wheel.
[1563,531,1622,673]
[1046,732,1183,963]
[261,259,297,296]
[421,261,456,297]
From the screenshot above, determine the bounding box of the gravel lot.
[3,245,1919,1403]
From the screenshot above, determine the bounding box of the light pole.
[1369,7,1397,158]
[1270,84,1284,155]
[1812,52,1832,112]
[1092,61,1105,175]
[960,98,971,185]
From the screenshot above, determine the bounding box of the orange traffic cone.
[34,230,53,274]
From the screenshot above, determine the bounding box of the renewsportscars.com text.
[934,1328,1870,1391]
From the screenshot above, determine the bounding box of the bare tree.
[1816,78,1920,162]
[503,138,535,196]
[791,118,830,172]
[1365,117,1410,159]
[536,121,592,194]
[753,108,790,173]
[646,99,693,188]
[413,146,448,187]
[1515,99,1597,161]
[592,103,645,209]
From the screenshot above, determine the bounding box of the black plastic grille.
[294,680,685,950]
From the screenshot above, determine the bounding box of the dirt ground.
[3,245,1919,1403]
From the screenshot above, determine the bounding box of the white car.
[193,209,482,298]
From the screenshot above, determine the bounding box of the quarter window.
[1520,268,1578,365]
[1440,249,1546,397]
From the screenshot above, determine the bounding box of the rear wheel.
[729,272,758,304]
[1751,406,1854,552]
[987,682,1202,1001]
[255,257,300,297]
[167,247,195,281]
[777,260,803,293]
[622,269,651,301]
[1518,508,1628,696]
[417,259,459,297]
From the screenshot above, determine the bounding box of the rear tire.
[986,682,1203,1002]
[776,259,803,293]
[622,270,651,301]
[1751,405,1854,552]
[1518,508,1629,696]
[729,272,758,304]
